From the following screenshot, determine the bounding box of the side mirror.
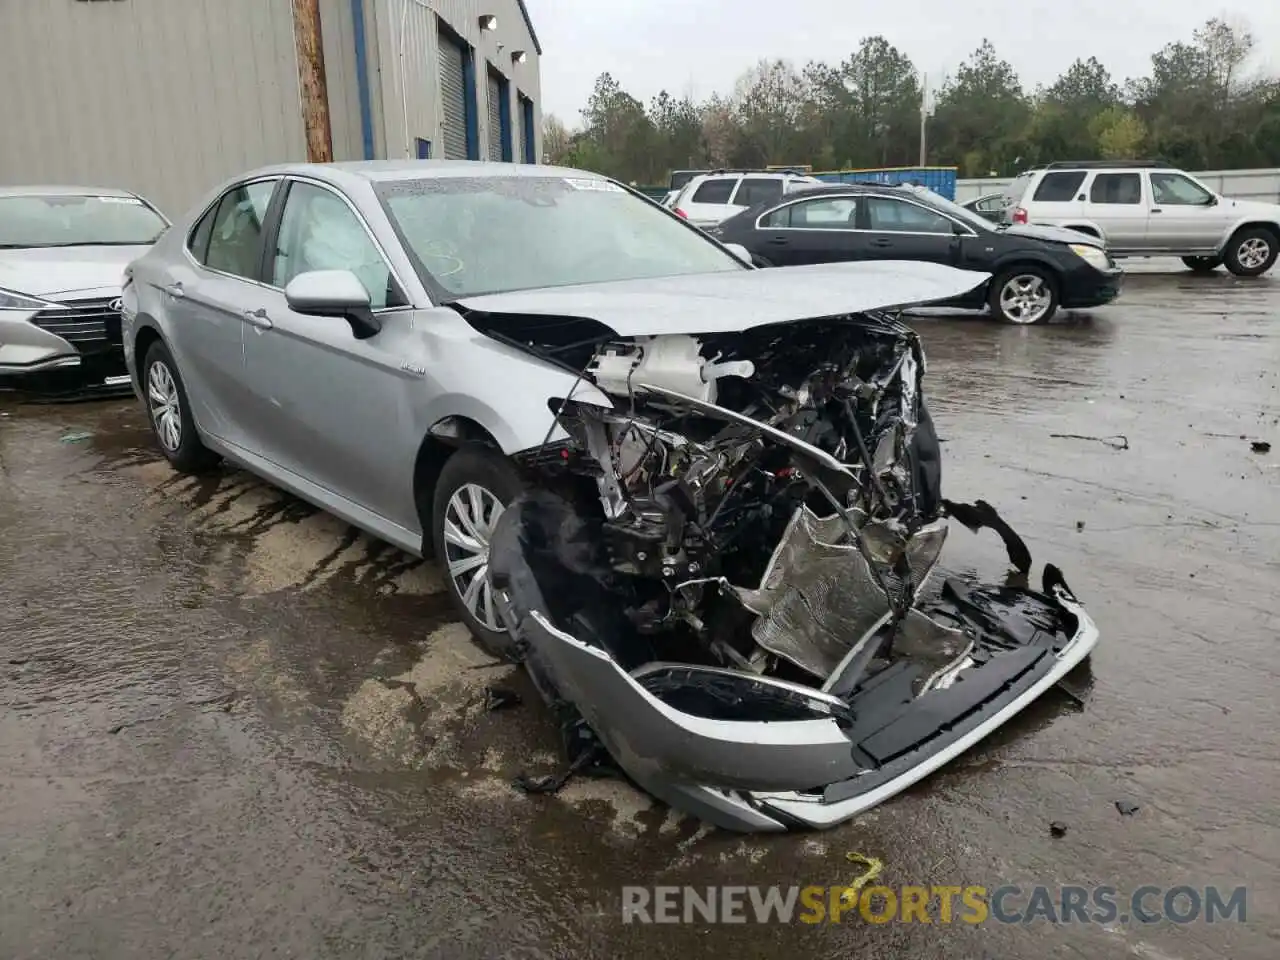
[1205,194,1219,206]
[284,269,381,340]
[722,242,753,266]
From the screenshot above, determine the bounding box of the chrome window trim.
[754,191,977,238]
[181,175,412,313]
[181,175,283,291]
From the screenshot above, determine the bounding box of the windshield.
[377,176,745,299]
[0,194,168,248]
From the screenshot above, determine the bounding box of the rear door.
[1146,171,1236,254]
[163,178,280,446]
[859,195,963,264]
[752,195,862,265]
[1083,172,1148,252]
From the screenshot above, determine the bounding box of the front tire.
[431,445,525,655]
[1181,255,1222,273]
[1223,227,1278,277]
[141,340,220,474]
[989,267,1059,325]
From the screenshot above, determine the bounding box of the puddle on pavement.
[118,459,446,599]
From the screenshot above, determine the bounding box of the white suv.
[672,171,821,229]
[1004,161,1280,276]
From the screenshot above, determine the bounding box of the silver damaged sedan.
[122,161,1100,832]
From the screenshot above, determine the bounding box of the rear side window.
[669,171,700,191]
[1033,171,1087,202]
[187,206,217,262]
[762,196,858,229]
[200,180,277,279]
[734,178,784,207]
[691,178,737,204]
[1090,173,1142,205]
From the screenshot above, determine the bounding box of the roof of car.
[0,185,141,198]
[775,182,918,199]
[238,160,598,185]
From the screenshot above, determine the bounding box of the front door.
[239,179,419,529]
[859,195,961,265]
[1146,171,1237,254]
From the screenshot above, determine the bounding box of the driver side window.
[273,181,395,309]
[1150,172,1213,206]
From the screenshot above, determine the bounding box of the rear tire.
[1223,227,1278,277]
[1181,256,1222,273]
[431,445,525,656]
[141,340,220,474]
[988,266,1059,325]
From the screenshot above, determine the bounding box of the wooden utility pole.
[293,0,333,163]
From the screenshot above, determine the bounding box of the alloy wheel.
[147,360,182,452]
[999,274,1052,324]
[442,483,505,632]
[1237,237,1271,271]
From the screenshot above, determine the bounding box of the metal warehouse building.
[0,0,542,216]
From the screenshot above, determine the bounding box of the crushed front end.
[487,310,1099,832]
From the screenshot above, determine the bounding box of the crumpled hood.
[1003,223,1104,247]
[454,260,989,337]
[0,244,150,298]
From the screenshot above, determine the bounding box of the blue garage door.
[518,92,533,163]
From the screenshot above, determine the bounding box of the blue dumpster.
[811,166,958,201]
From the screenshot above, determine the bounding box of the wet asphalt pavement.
[2,261,1278,959]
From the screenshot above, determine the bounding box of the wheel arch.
[1226,220,1280,245]
[132,317,166,387]
[991,255,1064,287]
[412,415,502,557]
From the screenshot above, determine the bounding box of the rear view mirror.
[284,269,381,340]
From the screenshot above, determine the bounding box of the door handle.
[1151,208,1163,213]
[766,236,789,245]
[870,238,893,248]
[242,307,273,329]
[164,282,184,299]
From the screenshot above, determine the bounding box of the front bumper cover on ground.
[489,492,1099,833]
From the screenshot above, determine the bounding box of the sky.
[524,0,1280,124]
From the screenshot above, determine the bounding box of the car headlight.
[1069,244,1110,271]
[0,287,55,311]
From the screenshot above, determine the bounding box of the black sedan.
[709,184,1123,324]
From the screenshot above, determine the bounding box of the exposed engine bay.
[478,306,1099,833]
[511,312,959,683]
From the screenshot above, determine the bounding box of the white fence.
[955,168,1280,204]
